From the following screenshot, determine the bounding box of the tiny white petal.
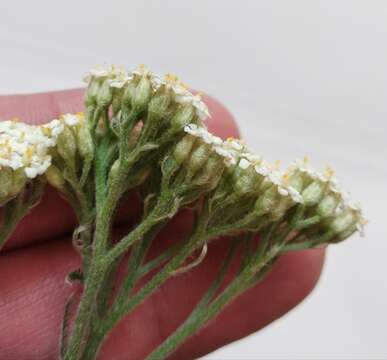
[238,158,251,170]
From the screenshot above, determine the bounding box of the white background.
[1,1,386,359]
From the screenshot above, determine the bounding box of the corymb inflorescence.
[0,65,367,360]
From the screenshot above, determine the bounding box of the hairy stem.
[146,237,280,360]
[82,220,208,359]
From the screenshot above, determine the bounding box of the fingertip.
[174,248,326,360]
[0,88,84,124]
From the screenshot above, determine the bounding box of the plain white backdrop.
[1,1,386,359]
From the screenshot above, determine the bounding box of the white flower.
[132,64,152,77]
[189,94,210,120]
[238,158,251,170]
[225,137,245,151]
[184,123,200,136]
[254,159,273,177]
[184,124,238,167]
[42,119,64,139]
[214,147,237,166]
[287,186,304,203]
[89,67,109,78]
[84,65,128,85]
[86,64,212,120]
[0,118,67,179]
[242,152,262,164]
[109,73,132,88]
[62,113,79,127]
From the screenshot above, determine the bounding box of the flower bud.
[329,208,357,234]
[186,143,211,179]
[148,92,171,121]
[96,80,113,108]
[316,193,341,217]
[9,169,28,198]
[233,165,261,196]
[193,153,225,189]
[254,186,277,216]
[132,76,152,112]
[302,181,326,206]
[171,104,196,130]
[269,196,294,221]
[112,92,124,117]
[76,117,94,161]
[173,135,196,164]
[335,223,357,242]
[45,165,66,191]
[122,81,136,111]
[0,167,13,204]
[85,79,101,108]
[287,171,304,192]
[57,125,77,171]
[108,159,120,187]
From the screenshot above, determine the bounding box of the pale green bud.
[108,159,120,186]
[132,76,152,112]
[254,186,277,216]
[45,165,66,191]
[329,209,357,234]
[9,169,27,198]
[0,168,27,205]
[302,181,325,206]
[85,79,101,108]
[233,167,260,196]
[0,167,13,203]
[269,196,293,221]
[171,105,196,130]
[335,223,357,242]
[57,126,77,171]
[288,172,304,192]
[193,153,224,188]
[173,135,196,164]
[148,93,171,121]
[112,91,124,116]
[317,193,340,217]
[186,143,210,178]
[96,80,113,108]
[76,120,94,161]
[122,81,136,110]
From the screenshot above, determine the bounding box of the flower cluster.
[44,113,94,195]
[285,157,366,239]
[0,64,368,360]
[0,119,58,178]
[0,118,67,205]
[84,64,210,121]
[172,123,366,243]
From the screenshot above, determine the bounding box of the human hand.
[0,89,325,360]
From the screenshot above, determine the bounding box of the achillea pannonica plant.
[0,65,367,360]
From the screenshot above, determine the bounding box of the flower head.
[0,119,64,179]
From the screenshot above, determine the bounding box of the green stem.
[64,259,107,360]
[115,223,163,307]
[136,243,180,279]
[103,190,177,267]
[66,201,167,359]
[83,223,208,359]
[146,242,279,360]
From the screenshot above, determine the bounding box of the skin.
[0,89,325,360]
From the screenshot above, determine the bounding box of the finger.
[0,217,324,360]
[0,91,239,251]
